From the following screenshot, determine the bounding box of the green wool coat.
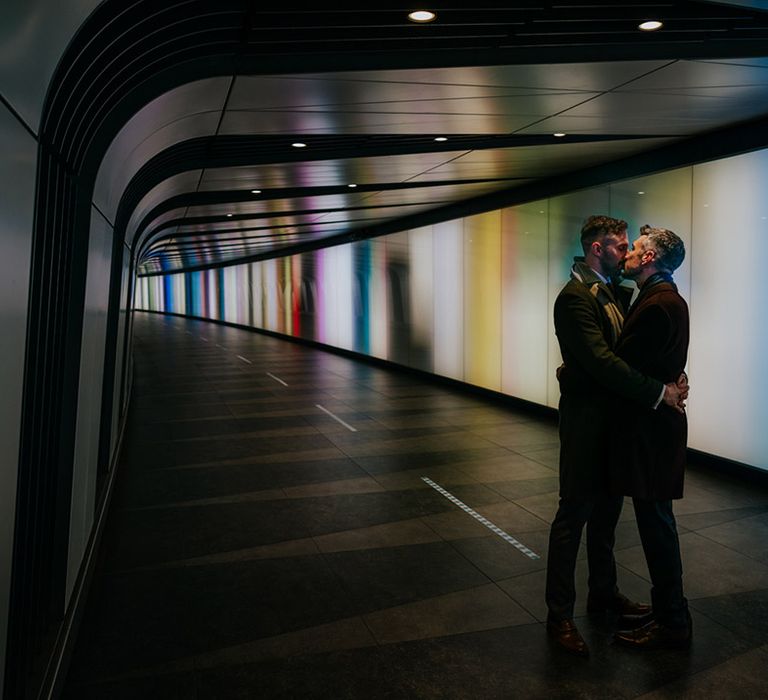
[554,275,663,499]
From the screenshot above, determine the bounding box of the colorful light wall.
[135,149,768,472]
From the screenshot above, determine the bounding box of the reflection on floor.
[63,312,768,698]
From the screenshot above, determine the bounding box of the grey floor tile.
[454,453,556,482]
[487,476,561,500]
[636,645,768,699]
[448,531,549,581]
[690,588,768,646]
[65,315,768,698]
[675,504,768,532]
[695,511,768,562]
[313,518,441,554]
[616,531,768,600]
[363,583,537,644]
[353,446,511,475]
[194,616,377,670]
[62,669,197,700]
[323,541,491,613]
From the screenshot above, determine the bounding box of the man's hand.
[663,372,689,414]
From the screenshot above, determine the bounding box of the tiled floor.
[63,312,768,698]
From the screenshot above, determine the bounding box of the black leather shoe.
[587,591,652,618]
[546,618,589,657]
[614,618,692,650]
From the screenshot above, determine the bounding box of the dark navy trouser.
[632,498,689,629]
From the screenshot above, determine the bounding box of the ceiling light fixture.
[292,142,307,148]
[251,189,261,194]
[348,183,357,188]
[226,213,233,217]
[553,132,566,137]
[638,191,645,195]
[434,136,448,142]
[408,10,436,23]
[639,20,663,31]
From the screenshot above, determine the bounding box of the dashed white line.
[237,355,252,364]
[421,477,540,560]
[267,372,288,387]
[316,404,357,432]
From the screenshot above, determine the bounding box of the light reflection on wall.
[433,219,464,380]
[464,210,502,391]
[136,149,768,472]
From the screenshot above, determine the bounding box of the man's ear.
[642,249,656,264]
[591,241,602,256]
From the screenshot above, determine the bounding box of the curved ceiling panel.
[53,0,768,277]
[125,171,204,248]
[0,0,101,132]
[130,50,768,276]
[94,77,232,219]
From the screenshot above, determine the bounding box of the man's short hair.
[580,215,628,254]
[638,225,685,273]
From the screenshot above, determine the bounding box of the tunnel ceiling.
[89,1,768,276]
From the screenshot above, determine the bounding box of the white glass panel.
[464,211,502,391]
[433,220,464,380]
[689,152,768,470]
[501,202,549,404]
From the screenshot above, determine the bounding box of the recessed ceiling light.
[251,189,261,194]
[553,132,566,137]
[638,191,645,195]
[434,136,448,142]
[226,213,233,217]
[408,10,436,23]
[292,142,307,148]
[639,20,663,31]
[348,183,357,188]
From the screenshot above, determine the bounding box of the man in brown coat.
[546,216,687,657]
[612,226,692,649]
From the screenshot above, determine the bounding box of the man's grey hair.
[639,225,685,273]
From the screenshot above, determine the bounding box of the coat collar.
[571,259,618,301]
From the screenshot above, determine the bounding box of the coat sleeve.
[554,287,664,407]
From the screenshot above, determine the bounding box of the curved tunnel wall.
[138,148,768,474]
[4,1,768,695]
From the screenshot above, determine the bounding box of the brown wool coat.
[611,281,690,500]
[554,277,664,499]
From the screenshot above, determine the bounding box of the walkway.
[64,312,768,698]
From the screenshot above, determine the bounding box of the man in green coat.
[545,215,687,657]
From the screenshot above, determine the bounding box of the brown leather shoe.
[546,618,589,657]
[587,592,652,617]
[614,618,692,650]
